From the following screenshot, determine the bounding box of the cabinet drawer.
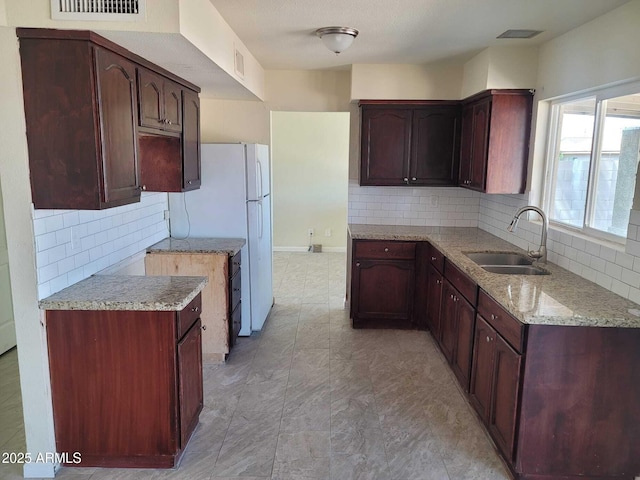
[428,244,445,273]
[231,302,241,340]
[230,270,241,312]
[444,259,477,305]
[230,251,241,277]
[354,241,416,260]
[177,293,202,340]
[477,289,524,353]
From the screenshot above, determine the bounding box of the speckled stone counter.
[147,237,245,255]
[39,275,208,311]
[349,224,640,328]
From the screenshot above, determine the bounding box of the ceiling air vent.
[234,48,245,79]
[497,29,543,39]
[51,0,145,21]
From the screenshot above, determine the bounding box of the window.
[545,87,640,241]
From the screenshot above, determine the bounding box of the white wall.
[0,25,56,478]
[33,192,169,299]
[271,112,350,250]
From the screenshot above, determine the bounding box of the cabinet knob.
[486,335,491,342]
[403,177,409,184]
[356,262,360,267]
[431,256,436,261]
[384,248,389,252]
[450,294,454,299]
[201,325,207,331]
[188,180,193,185]
[192,306,199,312]
[412,177,417,181]
[491,314,497,320]
[142,185,147,191]
[436,279,441,284]
[167,120,173,125]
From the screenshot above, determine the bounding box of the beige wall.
[461,49,490,98]
[351,63,464,101]
[271,112,350,250]
[200,98,269,144]
[536,0,640,101]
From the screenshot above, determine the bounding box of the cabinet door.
[469,315,497,423]
[352,259,415,326]
[459,104,473,186]
[138,68,164,130]
[439,280,458,363]
[163,80,183,133]
[469,99,491,190]
[489,334,522,461]
[182,89,201,191]
[426,265,443,339]
[94,47,141,206]
[452,295,475,392]
[177,319,203,449]
[360,108,412,185]
[410,107,460,186]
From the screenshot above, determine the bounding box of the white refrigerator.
[168,143,273,335]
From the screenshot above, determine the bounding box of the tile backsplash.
[348,180,481,227]
[478,193,640,304]
[33,192,169,300]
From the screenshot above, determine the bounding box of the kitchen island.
[348,224,640,480]
[40,275,208,469]
[146,237,246,362]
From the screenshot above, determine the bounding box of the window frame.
[543,81,640,244]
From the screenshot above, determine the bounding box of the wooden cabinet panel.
[354,240,416,260]
[46,297,203,468]
[489,333,521,461]
[18,34,141,209]
[410,107,460,185]
[469,315,496,423]
[138,68,182,133]
[360,108,412,185]
[444,259,477,305]
[459,90,533,194]
[359,103,461,186]
[439,280,458,363]
[451,294,475,391]
[182,88,201,191]
[426,264,443,338]
[178,319,203,449]
[477,289,524,353]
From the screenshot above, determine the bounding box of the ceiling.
[209,0,631,70]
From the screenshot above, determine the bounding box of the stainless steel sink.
[481,265,550,275]
[465,252,533,266]
[465,251,550,275]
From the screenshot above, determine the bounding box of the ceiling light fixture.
[315,26,359,55]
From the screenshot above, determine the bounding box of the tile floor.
[0,251,509,480]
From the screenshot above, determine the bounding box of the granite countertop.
[349,224,640,329]
[147,237,245,256]
[39,275,208,311]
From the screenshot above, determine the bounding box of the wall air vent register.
[51,0,145,21]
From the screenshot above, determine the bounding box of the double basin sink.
[465,252,550,275]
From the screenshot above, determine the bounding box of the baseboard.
[273,246,346,253]
[23,461,58,478]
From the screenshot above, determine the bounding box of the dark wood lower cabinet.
[46,295,203,468]
[425,264,443,337]
[351,259,416,328]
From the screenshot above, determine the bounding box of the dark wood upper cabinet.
[18,33,141,210]
[138,68,183,134]
[182,89,202,191]
[17,28,201,208]
[410,107,460,186]
[459,89,533,194]
[359,102,461,186]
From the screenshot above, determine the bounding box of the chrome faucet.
[507,205,548,264]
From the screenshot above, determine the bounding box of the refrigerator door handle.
[258,200,264,240]
[256,159,263,199]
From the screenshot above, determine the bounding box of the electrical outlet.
[325,228,332,237]
[164,210,170,220]
[430,195,440,207]
[308,228,314,236]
